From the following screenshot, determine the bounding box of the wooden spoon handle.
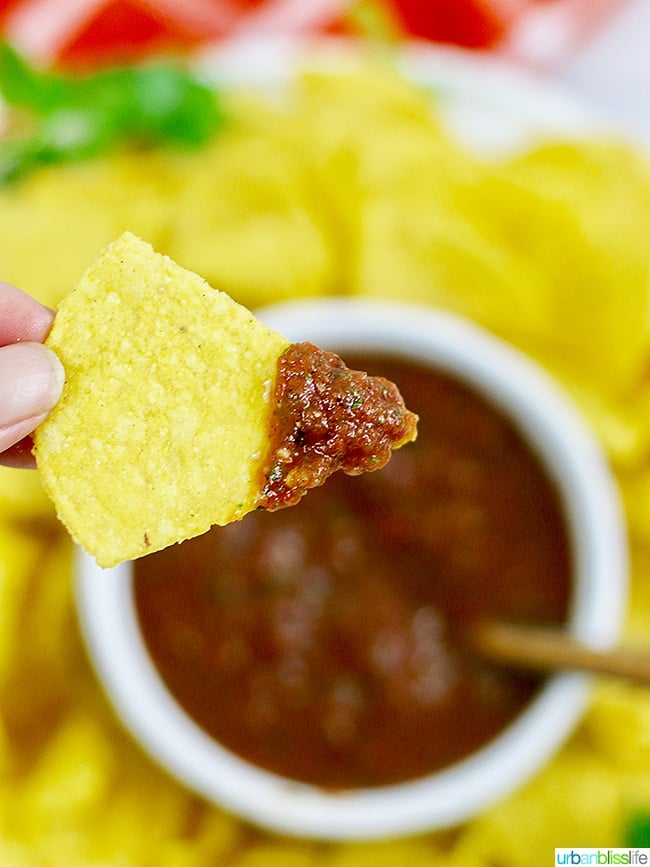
[469,621,650,686]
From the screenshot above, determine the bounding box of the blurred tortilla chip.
[464,142,650,393]
[0,151,178,309]
[0,466,53,523]
[168,134,336,309]
[355,190,553,343]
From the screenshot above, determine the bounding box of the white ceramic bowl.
[76,298,628,841]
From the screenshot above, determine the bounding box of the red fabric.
[0,0,24,25]
[386,0,510,48]
[56,0,206,68]
[0,0,621,68]
[219,0,267,9]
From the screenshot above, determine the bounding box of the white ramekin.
[75,298,628,841]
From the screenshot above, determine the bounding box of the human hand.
[0,282,64,468]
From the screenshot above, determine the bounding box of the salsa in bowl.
[76,298,627,839]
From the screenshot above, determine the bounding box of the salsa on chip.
[33,232,417,567]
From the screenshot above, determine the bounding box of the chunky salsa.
[258,342,418,510]
[133,355,571,789]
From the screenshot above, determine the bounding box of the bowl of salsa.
[76,298,627,840]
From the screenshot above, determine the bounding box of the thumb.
[0,342,65,452]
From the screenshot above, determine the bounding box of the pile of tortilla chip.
[2,57,650,863]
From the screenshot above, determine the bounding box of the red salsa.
[133,356,571,790]
[258,342,418,510]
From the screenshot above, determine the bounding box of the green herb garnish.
[0,43,225,183]
[267,463,284,484]
[349,386,363,410]
[626,811,650,847]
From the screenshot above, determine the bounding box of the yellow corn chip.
[167,134,336,309]
[33,232,290,568]
[34,233,416,569]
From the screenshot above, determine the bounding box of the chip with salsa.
[33,233,417,568]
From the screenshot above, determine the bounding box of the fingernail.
[0,342,65,427]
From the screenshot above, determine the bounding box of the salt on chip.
[33,232,289,568]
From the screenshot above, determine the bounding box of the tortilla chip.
[167,134,336,309]
[33,232,289,568]
[0,465,53,522]
[0,152,176,309]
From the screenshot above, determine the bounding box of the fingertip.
[38,343,65,411]
[0,282,56,344]
[0,342,65,455]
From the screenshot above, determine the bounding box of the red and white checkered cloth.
[0,0,626,67]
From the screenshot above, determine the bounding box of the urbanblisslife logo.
[555,851,650,865]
